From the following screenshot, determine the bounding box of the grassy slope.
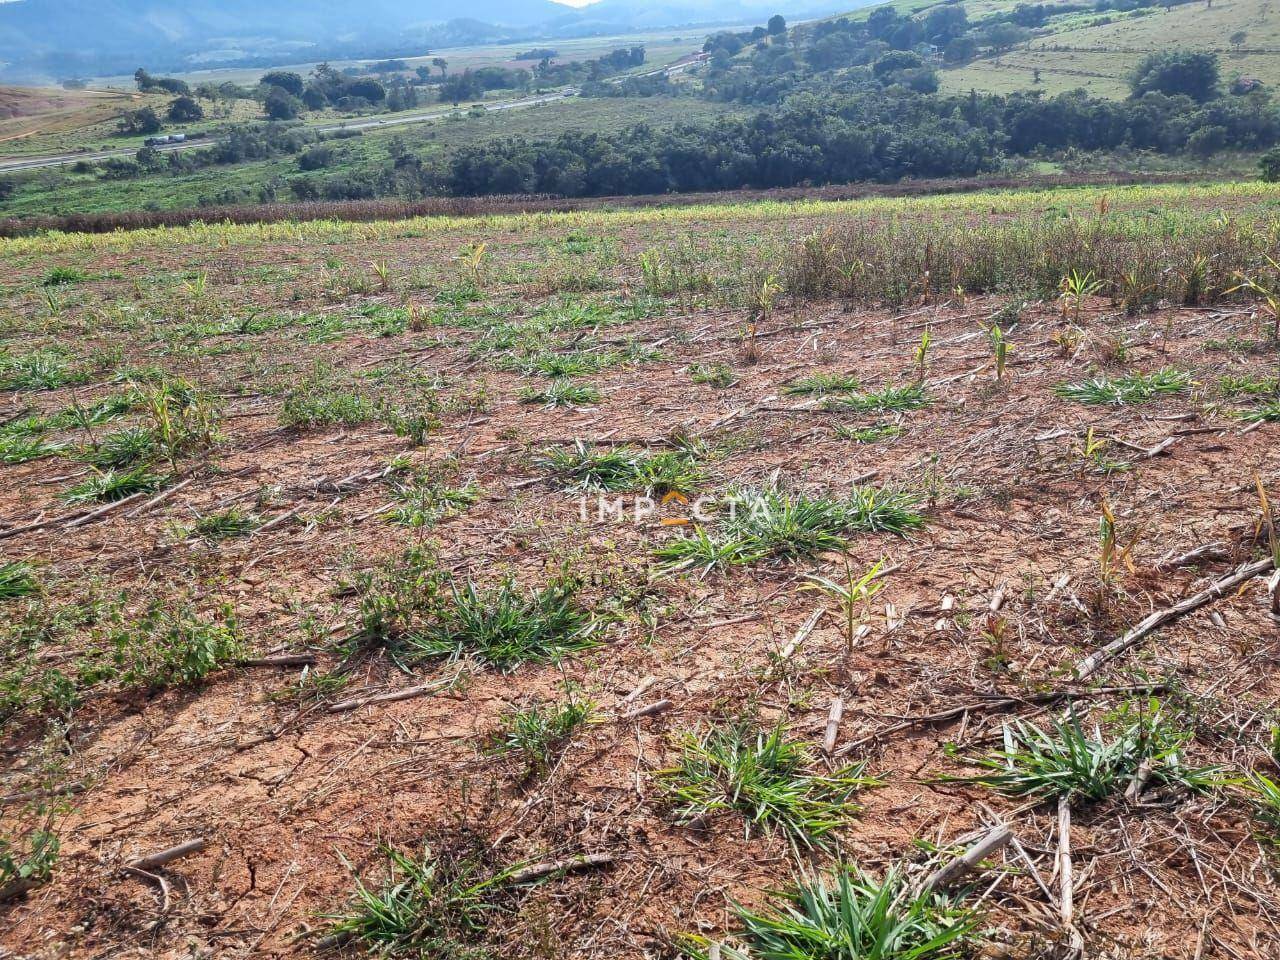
[938,0,1280,97]
[0,95,740,216]
[0,86,148,155]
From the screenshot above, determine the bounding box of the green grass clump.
[325,843,515,958]
[1055,367,1190,406]
[518,381,603,408]
[384,480,480,528]
[689,363,738,388]
[62,464,165,504]
[538,441,704,496]
[706,864,977,960]
[657,484,922,573]
[42,266,90,286]
[280,363,378,428]
[187,508,260,541]
[498,342,659,378]
[75,426,155,468]
[1244,772,1280,847]
[0,431,63,464]
[538,443,638,491]
[783,372,861,396]
[1219,373,1279,398]
[407,579,596,672]
[957,702,1218,803]
[0,562,39,601]
[1235,400,1280,423]
[281,386,378,428]
[835,422,904,443]
[823,383,929,412]
[490,696,595,777]
[0,350,89,392]
[660,722,874,851]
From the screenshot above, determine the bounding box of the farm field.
[1,181,1280,959]
[939,0,1280,96]
[0,86,161,158]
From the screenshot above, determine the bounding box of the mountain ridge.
[0,0,853,82]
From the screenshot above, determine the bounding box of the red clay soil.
[0,206,1278,959]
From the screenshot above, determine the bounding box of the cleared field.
[1,181,1280,958]
[0,86,147,156]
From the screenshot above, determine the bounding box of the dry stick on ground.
[779,606,826,661]
[823,698,844,755]
[0,508,90,540]
[241,654,316,668]
[0,783,85,806]
[65,488,153,529]
[122,865,172,918]
[1057,797,1086,958]
[125,476,193,518]
[618,699,672,721]
[1156,541,1229,571]
[832,684,1166,757]
[618,675,658,706]
[920,823,1013,894]
[327,671,461,714]
[0,875,42,902]
[507,852,615,884]
[124,837,208,872]
[1074,555,1278,681]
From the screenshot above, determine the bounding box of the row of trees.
[426,83,1280,198]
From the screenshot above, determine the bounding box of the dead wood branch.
[507,852,615,884]
[1075,556,1277,681]
[922,824,1012,893]
[327,673,460,714]
[833,684,1165,756]
[125,837,207,872]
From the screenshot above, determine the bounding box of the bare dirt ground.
[2,189,1280,959]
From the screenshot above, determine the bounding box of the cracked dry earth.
[1,190,1280,960]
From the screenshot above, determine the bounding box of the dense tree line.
[425,83,1280,198]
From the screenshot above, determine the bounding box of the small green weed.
[835,422,903,443]
[689,363,738,388]
[406,579,596,672]
[701,864,977,960]
[824,383,929,413]
[783,373,861,397]
[1055,368,1190,406]
[63,464,164,504]
[489,696,595,777]
[384,480,480,528]
[0,562,39,601]
[519,381,602,408]
[660,721,874,851]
